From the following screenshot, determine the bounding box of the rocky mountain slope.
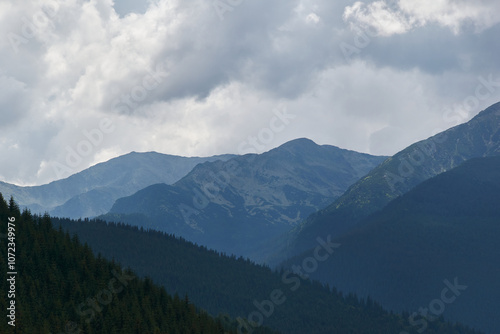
[101,138,387,261]
[286,102,500,259]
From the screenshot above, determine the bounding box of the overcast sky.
[1,0,500,186]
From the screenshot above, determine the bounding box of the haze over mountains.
[0,153,235,218]
[1,101,499,333]
[100,138,387,260]
[3,0,500,332]
[285,102,500,259]
[0,137,388,261]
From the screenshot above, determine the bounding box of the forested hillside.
[55,215,481,334]
[284,157,500,333]
[0,194,274,334]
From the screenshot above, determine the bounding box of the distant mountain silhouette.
[0,152,235,218]
[286,102,500,260]
[101,138,387,261]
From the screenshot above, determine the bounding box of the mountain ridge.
[102,138,388,261]
[0,151,236,218]
[283,156,500,334]
[285,101,500,259]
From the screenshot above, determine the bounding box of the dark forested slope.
[55,215,481,334]
[283,157,500,334]
[0,194,271,334]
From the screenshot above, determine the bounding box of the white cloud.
[343,1,412,36]
[398,0,500,33]
[306,13,320,24]
[343,0,500,36]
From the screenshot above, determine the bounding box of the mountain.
[0,195,270,334]
[53,215,482,334]
[286,102,500,258]
[282,156,500,334]
[100,138,387,261]
[0,152,234,219]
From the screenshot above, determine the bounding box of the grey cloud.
[1,0,500,185]
[113,0,150,17]
[128,0,357,105]
[0,76,30,128]
[339,18,500,76]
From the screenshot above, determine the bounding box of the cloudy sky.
[1,0,500,186]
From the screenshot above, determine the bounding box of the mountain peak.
[276,138,319,149]
[479,101,500,116]
[468,100,500,123]
[287,101,500,259]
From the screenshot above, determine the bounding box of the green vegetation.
[288,157,500,334]
[0,194,269,334]
[53,213,481,333]
[0,184,485,333]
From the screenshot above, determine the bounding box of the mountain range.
[99,138,387,260]
[0,153,235,218]
[283,156,500,334]
[2,100,500,333]
[284,101,500,260]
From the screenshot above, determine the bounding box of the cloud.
[343,1,412,36]
[0,76,30,128]
[343,0,500,36]
[0,0,500,186]
[112,0,150,17]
